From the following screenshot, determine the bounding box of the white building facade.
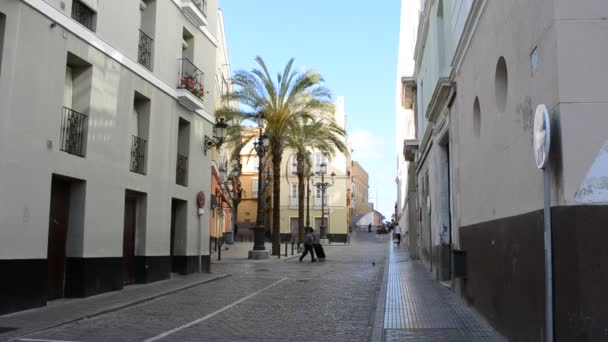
[394,0,420,257]
[404,0,608,340]
[0,0,222,315]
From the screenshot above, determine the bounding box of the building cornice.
[424,78,453,123]
[21,0,216,123]
[170,0,219,47]
[451,0,488,78]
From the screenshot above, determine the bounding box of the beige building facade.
[351,161,373,216]
[0,0,223,315]
[403,0,608,340]
[277,97,351,243]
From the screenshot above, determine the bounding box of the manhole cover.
[0,327,17,334]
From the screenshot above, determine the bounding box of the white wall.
[0,1,218,259]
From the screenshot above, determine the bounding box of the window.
[71,0,96,31]
[530,47,540,76]
[182,28,194,62]
[313,152,327,173]
[61,53,92,157]
[176,118,190,186]
[290,183,299,207]
[314,187,327,208]
[138,0,155,70]
[252,179,259,198]
[495,56,508,113]
[253,157,260,171]
[473,97,481,138]
[291,156,299,174]
[0,12,5,78]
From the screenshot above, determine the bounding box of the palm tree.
[219,56,334,255]
[286,117,347,242]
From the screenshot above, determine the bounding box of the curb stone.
[370,239,391,342]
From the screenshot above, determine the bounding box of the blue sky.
[219,0,401,218]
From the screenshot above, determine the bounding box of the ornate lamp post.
[222,164,241,244]
[204,118,228,154]
[312,160,336,243]
[249,114,270,259]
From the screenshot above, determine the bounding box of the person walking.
[299,227,317,262]
[368,223,372,233]
[394,224,402,246]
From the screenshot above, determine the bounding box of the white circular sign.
[533,104,551,169]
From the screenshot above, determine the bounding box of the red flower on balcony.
[180,76,207,100]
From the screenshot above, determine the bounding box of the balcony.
[138,30,153,70]
[60,107,88,157]
[176,154,189,186]
[71,0,95,31]
[179,0,208,27]
[130,136,147,175]
[176,58,206,111]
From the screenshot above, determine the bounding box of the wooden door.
[47,178,71,300]
[170,200,177,272]
[123,196,137,285]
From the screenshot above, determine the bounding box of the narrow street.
[0,229,506,342]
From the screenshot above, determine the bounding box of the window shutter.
[252,179,259,198]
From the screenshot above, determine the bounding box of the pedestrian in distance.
[299,227,317,262]
[368,223,372,233]
[394,223,402,246]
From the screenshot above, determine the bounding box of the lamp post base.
[248,250,270,259]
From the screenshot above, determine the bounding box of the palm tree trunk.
[296,153,305,242]
[271,151,282,255]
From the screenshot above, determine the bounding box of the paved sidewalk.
[381,242,505,342]
[0,272,227,341]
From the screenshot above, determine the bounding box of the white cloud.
[349,129,388,163]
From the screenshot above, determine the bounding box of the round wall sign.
[533,104,551,169]
[197,191,206,208]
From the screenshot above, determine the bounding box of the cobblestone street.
[0,229,505,342]
[4,230,388,342]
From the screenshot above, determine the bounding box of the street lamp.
[312,159,336,243]
[249,114,270,259]
[204,118,228,155]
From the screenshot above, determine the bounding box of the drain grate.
[0,327,18,334]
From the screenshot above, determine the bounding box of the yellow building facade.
[277,97,351,243]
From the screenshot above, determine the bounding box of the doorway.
[47,178,70,300]
[438,137,453,282]
[290,217,299,242]
[123,190,146,285]
[170,198,187,273]
[47,175,85,300]
[313,217,327,233]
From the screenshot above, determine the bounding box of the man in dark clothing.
[299,227,316,262]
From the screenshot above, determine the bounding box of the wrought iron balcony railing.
[177,58,206,101]
[71,0,95,31]
[176,154,189,186]
[60,107,88,157]
[130,135,147,175]
[138,30,153,70]
[193,0,208,17]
